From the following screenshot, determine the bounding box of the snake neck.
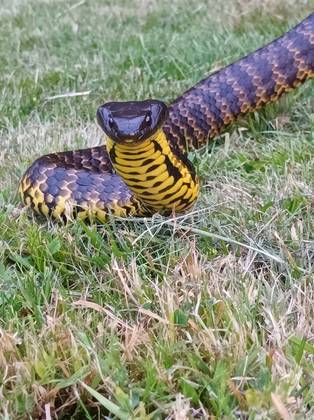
[106,129,200,215]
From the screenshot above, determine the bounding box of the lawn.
[0,0,313,418]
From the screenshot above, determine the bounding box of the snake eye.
[108,116,114,129]
[144,112,151,125]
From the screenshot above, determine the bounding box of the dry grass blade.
[165,222,286,264]
[45,91,92,101]
[72,299,132,330]
[271,393,292,420]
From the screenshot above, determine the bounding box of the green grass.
[1,0,314,418]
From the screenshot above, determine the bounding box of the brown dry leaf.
[72,299,131,330]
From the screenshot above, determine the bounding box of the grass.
[0,0,313,418]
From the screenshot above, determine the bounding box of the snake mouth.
[96,99,168,144]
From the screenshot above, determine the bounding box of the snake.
[19,14,314,223]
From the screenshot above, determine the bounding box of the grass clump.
[0,0,313,418]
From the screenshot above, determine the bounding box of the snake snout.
[97,99,168,144]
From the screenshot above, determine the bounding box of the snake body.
[19,14,314,222]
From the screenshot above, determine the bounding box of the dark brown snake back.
[20,13,314,220]
[165,13,314,150]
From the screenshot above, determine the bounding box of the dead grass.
[0,0,313,418]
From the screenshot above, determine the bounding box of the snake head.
[96,99,168,144]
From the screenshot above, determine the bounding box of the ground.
[0,0,313,418]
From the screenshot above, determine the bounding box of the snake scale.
[19,14,314,222]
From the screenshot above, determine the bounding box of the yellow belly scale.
[106,129,200,215]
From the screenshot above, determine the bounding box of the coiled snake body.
[20,14,314,222]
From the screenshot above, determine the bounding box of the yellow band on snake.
[106,129,200,215]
